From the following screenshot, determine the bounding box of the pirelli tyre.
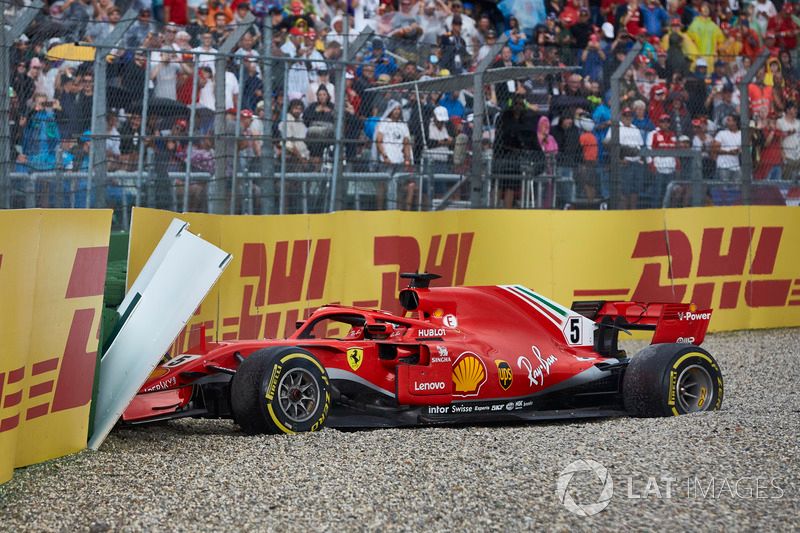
[623,343,724,417]
[231,347,330,435]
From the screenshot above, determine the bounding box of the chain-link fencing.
[1,4,798,229]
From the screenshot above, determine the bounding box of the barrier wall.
[128,207,800,355]
[0,210,112,484]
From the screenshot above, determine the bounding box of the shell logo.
[452,352,487,396]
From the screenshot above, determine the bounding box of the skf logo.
[346,348,364,372]
[574,227,800,311]
[452,352,486,397]
[496,360,513,390]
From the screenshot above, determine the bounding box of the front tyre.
[231,347,330,435]
[623,344,723,417]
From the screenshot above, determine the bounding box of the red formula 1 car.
[123,274,724,434]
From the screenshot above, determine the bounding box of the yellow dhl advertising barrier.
[129,206,800,355]
[0,210,111,484]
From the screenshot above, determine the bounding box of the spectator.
[303,85,336,164]
[375,101,413,209]
[363,38,398,78]
[86,5,123,43]
[553,111,582,195]
[604,106,645,209]
[193,31,219,73]
[647,113,677,206]
[151,47,183,100]
[280,98,311,170]
[127,8,157,48]
[307,66,335,105]
[632,99,655,135]
[581,34,606,83]
[709,84,736,130]
[446,0,478,56]
[686,3,724,71]
[711,114,742,181]
[641,0,670,37]
[165,0,189,25]
[282,28,312,101]
[577,112,600,205]
[241,58,264,112]
[691,116,715,179]
[121,52,148,104]
[426,105,454,175]
[439,16,472,74]
[19,93,61,172]
[419,0,448,47]
[767,4,799,54]
[494,95,540,208]
[755,112,783,181]
[62,0,94,41]
[387,0,422,56]
[777,103,800,180]
[491,46,518,108]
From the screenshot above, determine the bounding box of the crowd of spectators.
[5,0,800,210]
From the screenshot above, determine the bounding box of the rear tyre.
[623,343,723,417]
[231,347,330,435]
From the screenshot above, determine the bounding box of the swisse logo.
[678,312,711,321]
[414,381,446,392]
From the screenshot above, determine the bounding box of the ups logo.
[496,360,513,390]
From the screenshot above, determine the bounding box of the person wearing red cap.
[767,3,800,53]
[755,112,784,181]
[691,117,716,179]
[646,113,677,206]
[661,17,700,67]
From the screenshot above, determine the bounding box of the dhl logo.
[0,247,107,433]
[170,233,474,353]
[574,227,800,310]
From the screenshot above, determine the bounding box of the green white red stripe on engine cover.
[499,285,595,347]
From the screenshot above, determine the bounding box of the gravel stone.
[1,329,798,531]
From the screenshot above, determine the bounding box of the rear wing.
[571,300,712,356]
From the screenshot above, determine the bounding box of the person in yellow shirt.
[717,23,743,63]
[687,2,725,74]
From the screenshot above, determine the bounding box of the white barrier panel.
[89,219,231,450]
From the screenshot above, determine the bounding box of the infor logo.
[556,459,614,516]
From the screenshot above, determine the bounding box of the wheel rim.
[676,364,714,413]
[277,367,320,423]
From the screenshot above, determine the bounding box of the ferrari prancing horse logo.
[347,347,364,371]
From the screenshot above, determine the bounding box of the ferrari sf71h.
[123,274,724,434]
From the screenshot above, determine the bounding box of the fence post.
[608,43,641,210]
[211,15,254,214]
[182,59,201,212]
[230,60,245,214]
[135,54,152,210]
[470,35,506,209]
[278,61,290,214]
[0,1,43,208]
[738,50,768,206]
[260,21,274,213]
[87,9,137,212]
[328,18,351,213]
